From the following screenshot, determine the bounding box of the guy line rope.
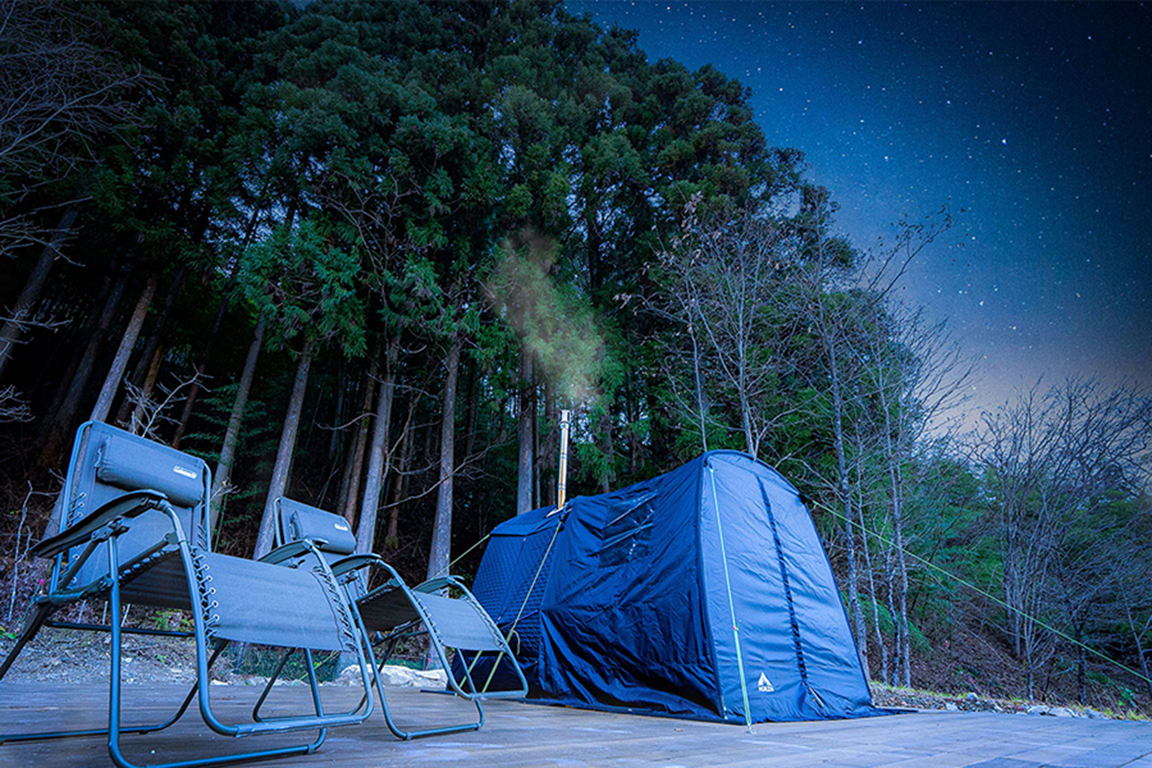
[810,499,1152,689]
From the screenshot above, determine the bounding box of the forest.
[1,0,1150,713]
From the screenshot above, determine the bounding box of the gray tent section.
[470,451,883,723]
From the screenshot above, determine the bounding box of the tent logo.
[757,672,774,693]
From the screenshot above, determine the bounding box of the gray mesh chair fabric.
[272,498,529,740]
[410,592,507,650]
[0,422,374,768]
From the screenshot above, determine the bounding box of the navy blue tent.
[469,451,881,723]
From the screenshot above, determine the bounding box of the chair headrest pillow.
[287,504,357,555]
[96,434,206,508]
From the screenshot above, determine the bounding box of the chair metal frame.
[268,497,529,740]
[0,422,375,768]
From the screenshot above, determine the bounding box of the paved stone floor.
[1,683,1150,767]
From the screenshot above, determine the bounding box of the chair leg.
[365,632,483,741]
[102,636,232,738]
[252,646,374,725]
[457,649,486,695]
[0,599,197,745]
[302,648,326,723]
[250,647,299,722]
[148,639,231,734]
[0,599,52,682]
[106,543,328,768]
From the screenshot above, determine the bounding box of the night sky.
[567,1,1152,423]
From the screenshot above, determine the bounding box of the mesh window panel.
[499,529,558,653]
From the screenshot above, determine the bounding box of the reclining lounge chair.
[267,497,528,740]
[0,421,375,768]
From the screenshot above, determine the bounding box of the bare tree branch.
[0,0,149,257]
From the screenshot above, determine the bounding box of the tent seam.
[707,460,754,732]
[695,456,723,717]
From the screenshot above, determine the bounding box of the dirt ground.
[2,625,221,685]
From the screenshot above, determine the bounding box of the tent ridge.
[697,455,725,717]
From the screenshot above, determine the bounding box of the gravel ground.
[870,682,1125,719]
[0,626,447,688]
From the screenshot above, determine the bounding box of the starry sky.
[567,1,1152,423]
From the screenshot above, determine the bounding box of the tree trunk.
[171,281,245,447]
[884,545,900,686]
[170,205,263,448]
[1068,608,1088,705]
[599,410,613,494]
[516,346,535,515]
[127,342,165,434]
[1004,529,1023,658]
[427,334,460,583]
[689,318,708,452]
[893,472,912,687]
[91,274,158,423]
[41,267,112,413]
[255,336,313,551]
[210,314,264,539]
[860,517,887,684]
[1124,602,1152,701]
[855,441,887,685]
[540,383,558,508]
[338,358,377,527]
[827,334,869,676]
[1077,643,1087,705]
[42,264,125,440]
[384,398,416,550]
[627,380,639,476]
[739,381,756,458]
[876,368,913,687]
[0,207,79,378]
[115,266,186,425]
[355,336,399,555]
[462,356,478,461]
[328,359,346,465]
[586,197,602,298]
[170,344,211,447]
[254,336,314,559]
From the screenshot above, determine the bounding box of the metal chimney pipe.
[556,409,571,510]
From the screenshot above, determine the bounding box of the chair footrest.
[234,712,364,737]
[460,690,527,700]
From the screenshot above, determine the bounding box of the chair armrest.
[260,540,314,565]
[328,553,385,579]
[31,490,170,559]
[412,576,459,594]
